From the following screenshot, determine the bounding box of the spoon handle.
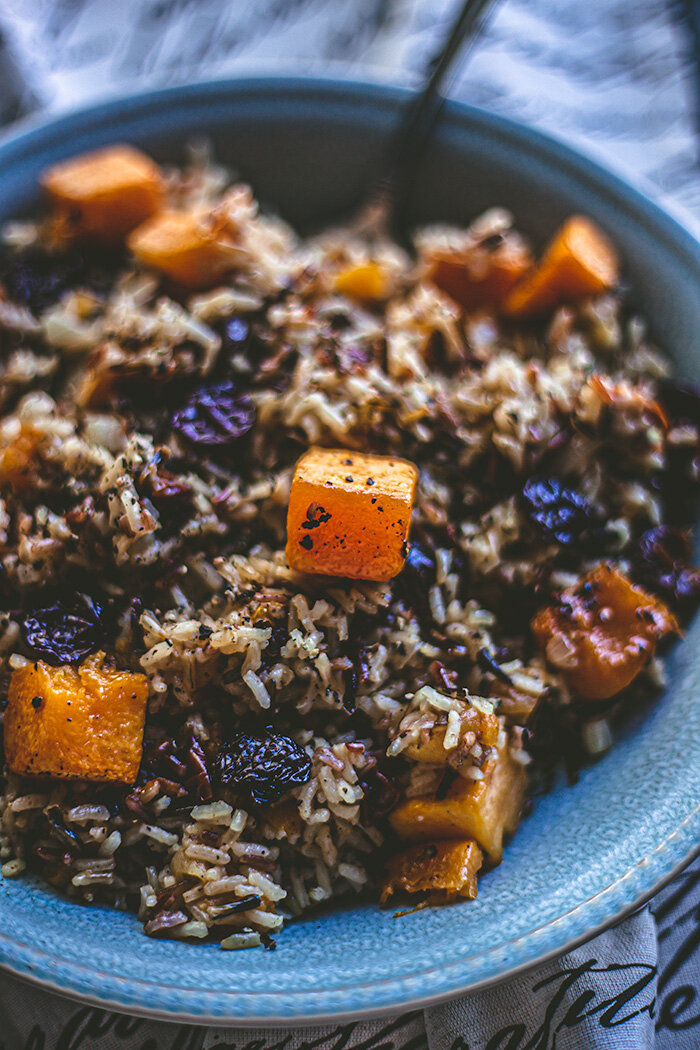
[354,0,499,239]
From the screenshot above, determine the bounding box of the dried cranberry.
[138,725,213,802]
[359,755,401,822]
[214,728,311,806]
[22,593,105,665]
[172,380,255,448]
[633,526,700,618]
[520,477,596,546]
[2,245,119,315]
[2,247,86,313]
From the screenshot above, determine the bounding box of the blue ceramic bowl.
[1,77,700,1025]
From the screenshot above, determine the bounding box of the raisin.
[172,380,255,448]
[2,245,119,314]
[214,729,312,806]
[22,593,105,665]
[520,477,597,546]
[359,754,401,823]
[633,526,700,619]
[2,247,85,313]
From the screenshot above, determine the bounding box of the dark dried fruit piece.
[172,380,255,448]
[520,477,596,546]
[215,728,311,806]
[22,594,105,665]
[2,245,119,314]
[223,317,251,353]
[359,754,401,823]
[2,247,85,314]
[633,526,700,619]
[138,725,213,803]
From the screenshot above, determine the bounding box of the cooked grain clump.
[0,145,697,947]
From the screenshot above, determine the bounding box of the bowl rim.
[1,74,700,1026]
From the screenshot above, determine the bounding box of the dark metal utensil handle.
[355,0,499,237]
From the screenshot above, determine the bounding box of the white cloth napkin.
[0,1,699,1047]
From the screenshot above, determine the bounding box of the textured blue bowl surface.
[1,78,700,1025]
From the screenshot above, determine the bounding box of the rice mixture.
[0,144,698,950]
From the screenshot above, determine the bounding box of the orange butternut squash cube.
[42,145,165,243]
[4,652,148,785]
[285,447,418,581]
[0,429,37,493]
[380,839,483,905]
[334,262,389,301]
[389,743,527,861]
[402,704,500,765]
[504,216,618,318]
[427,239,532,311]
[263,799,303,842]
[531,563,677,701]
[128,210,238,290]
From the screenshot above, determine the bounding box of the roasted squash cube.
[380,839,483,905]
[532,563,677,701]
[389,743,527,862]
[504,216,618,318]
[0,429,37,493]
[4,652,148,785]
[427,238,532,311]
[402,703,500,765]
[262,798,303,842]
[128,210,238,289]
[285,447,418,581]
[42,145,165,243]
[334,262,389,302]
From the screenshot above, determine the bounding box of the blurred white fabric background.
[0,0,697,217]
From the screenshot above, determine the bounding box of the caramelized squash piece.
[285,447,418,581]
[263,798,303,842]
[503,216,618,318]
[402,704,500,765]
[532,563,678,701]
[42,145,165,243]
[4,652,148,784]
[389,743,527,862]
[427,238,532,311]
[0,429,37,493]
[333,262,389,302]
[128,210,237,290]
[380,839,483,905]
